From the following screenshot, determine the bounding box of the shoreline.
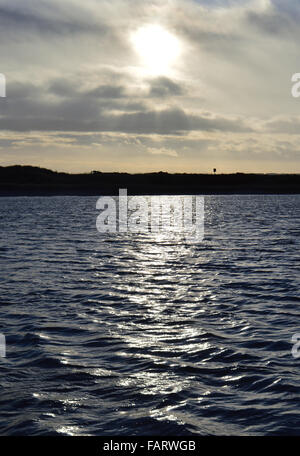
[1,190,300,196]
[1,165,300,196]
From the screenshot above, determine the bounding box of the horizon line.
[1,164,300,176]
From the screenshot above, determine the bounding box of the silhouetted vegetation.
[0,165,299,195]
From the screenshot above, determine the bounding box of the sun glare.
[131,24,181,75]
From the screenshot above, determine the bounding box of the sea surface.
[0,195,300,436]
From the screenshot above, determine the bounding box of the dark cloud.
[2,76,251,134]
[245,9,293,37]
[8,81,43,99]
[87,85,126,99]
[49,79,128,100]
[0,84,252,134]
[48,79,81,98]
[148,77,185,98]
[0,2,108,37]
[114,109,251,135]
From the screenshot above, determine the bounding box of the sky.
[0,0,300,173]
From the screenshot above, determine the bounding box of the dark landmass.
[0,165,300,195]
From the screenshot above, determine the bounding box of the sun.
[131,24,181,75]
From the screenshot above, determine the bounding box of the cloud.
[265,117,300,134]
[148,77,185,98]
[0,78,253,134]
[0,1,108,37]
[0,0,299,172]
[147,147,178,157]
[87,85,126,99]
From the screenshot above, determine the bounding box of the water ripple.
[0,195,300,435]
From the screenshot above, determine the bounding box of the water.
[0,195,300,436]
